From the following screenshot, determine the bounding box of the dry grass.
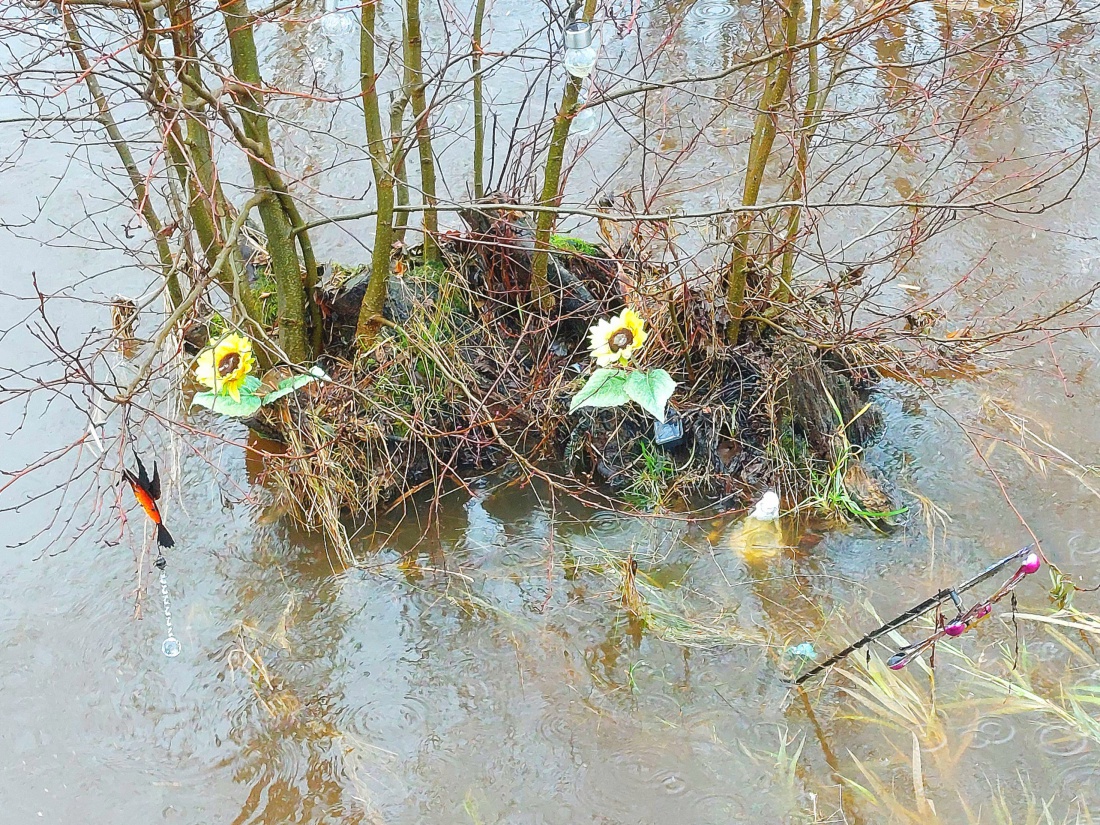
[262,263,516,557]
[251,234,945,548]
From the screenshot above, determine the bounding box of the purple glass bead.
[1021,553,1041,575]
[944,620,967,637]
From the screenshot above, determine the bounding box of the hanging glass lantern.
[572,102,598,136]
[563,21,597,79]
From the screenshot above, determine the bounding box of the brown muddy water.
[3,1,1100,822]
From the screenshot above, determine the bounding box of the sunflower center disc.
[218,351,241,377]
[609,330,633,352]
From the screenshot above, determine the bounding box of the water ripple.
[1059,759,1100,808]
[652,768,688,795]
[1037,722,1090,758]
[686,0,736,23]
[1065,531,1100,566]
[967,716,1017,749]
[534,700,576,743]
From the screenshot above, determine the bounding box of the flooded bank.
[3,0,1100,822]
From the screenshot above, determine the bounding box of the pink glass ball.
[1021,553,1041,575]
[944,620,967,637]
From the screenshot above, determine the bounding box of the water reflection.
[150,444,1100,824]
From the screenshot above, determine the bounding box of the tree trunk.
[529,0,598,311]
[472,0,487,201]
[220,0,311,363]
[404,0,440,265]
[777,0,824,306]
[356,0,396,349]
[725,0,802,344]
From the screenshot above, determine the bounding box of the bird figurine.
[122,454,175,549]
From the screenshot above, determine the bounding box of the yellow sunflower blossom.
[194,333,255,402]
[588,308,647,367]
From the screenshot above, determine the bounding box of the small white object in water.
[750,490,780,522]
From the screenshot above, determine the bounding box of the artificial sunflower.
[588,308,647,367]
[194,333,255,402]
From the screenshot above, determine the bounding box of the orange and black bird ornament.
[122,455,175,549]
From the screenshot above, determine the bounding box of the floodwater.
[3,1,1100,822]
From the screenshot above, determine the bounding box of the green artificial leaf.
[1049,568,1076,610]
[261,372,317,405]
[242,375,262,393]
[191,390,263,418]
[624,369,676,422]
[568,368,630,413]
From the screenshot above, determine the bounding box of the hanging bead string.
[155,555,181,658]
[83,429,181,658]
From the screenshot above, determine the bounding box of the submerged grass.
[582,543,767,650]
[961,641,1100,749]
[800,600,1100,824]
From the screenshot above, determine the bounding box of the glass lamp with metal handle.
[563,21,597,79]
